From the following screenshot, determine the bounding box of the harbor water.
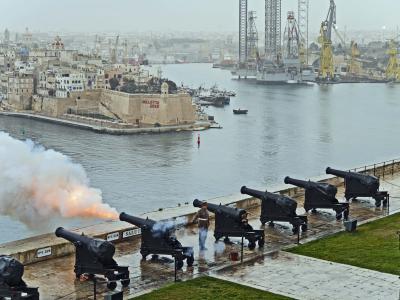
[1,63,400,243]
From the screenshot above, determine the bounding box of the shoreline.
[0,111,211,135]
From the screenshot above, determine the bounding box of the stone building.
[55,72,85,98]
[7,73,34,109]
[33,83,196,126]
[37,71,56,97]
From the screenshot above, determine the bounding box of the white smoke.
[151,217,187,236]
[0,132,118,229]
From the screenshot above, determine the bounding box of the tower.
[283,12,300,60]
[298,0,309,64]
[247,11,259,60]
[4,28,10,45]
[265,0,282,62]
[239,0,248,65]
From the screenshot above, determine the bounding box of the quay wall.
[1,159,399,265]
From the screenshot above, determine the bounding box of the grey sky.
[1,0,398,33]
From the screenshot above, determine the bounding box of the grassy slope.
[133,276,293,300]
[288,213,400,275]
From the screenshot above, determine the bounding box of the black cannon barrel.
[284,176,338,196]
[326,167,379,184]
[0,255,24,287]
[55,227,115,261]
[193,199,246,221]
[241,186,297,212]
[55,227,92,245]
[240,186,267,200]
[284,177,312,189]
[241,186,282,203]
[119,212,156,229]
[326,167,351,178]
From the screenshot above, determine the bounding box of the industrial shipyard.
[0,0,400,300]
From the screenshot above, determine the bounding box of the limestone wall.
[32,96,76,117]
[31,88,196,126]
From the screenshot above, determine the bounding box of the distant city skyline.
[1,0,399,35]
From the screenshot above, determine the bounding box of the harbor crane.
[386,39,400,82]
[318,0,336,81]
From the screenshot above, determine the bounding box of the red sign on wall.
[142,100,160,109]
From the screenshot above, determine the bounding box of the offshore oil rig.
[233,0,400,84]
[233,0,313,84]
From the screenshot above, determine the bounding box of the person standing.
[193,201,209,251]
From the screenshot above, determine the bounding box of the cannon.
[193,199,264,249]
[241,186,308,234]
[55,227,129,290]
[0,255,39,300]
[284,176,350,221]
[119,213,194,270]
[326,167,389,207]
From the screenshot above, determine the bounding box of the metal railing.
[350,158,400,178]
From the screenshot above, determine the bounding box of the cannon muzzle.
[241,186,266,200]
[193,199,204,209]
[284,177,311,189]
[55,227,115,261]
[120,212,156,229]
[326,167,350,178]
[0,255,24,287]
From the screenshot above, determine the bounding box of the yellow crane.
[318,0,336,81]
[386,40,400,82]
[348,41,362,75]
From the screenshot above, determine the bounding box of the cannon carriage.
[0,255,39,300]
[284,176,350,220]
[326,167,389,207]
[55,227,130,290]
[241,186,308,234]
[119,213,194,270]
[193,199,265,249]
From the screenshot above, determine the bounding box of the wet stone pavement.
[214,252,399,300]
[23,174,400,299]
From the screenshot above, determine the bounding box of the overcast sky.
[1,0,399,33]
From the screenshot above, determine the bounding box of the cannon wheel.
[214,233,222,242]
[122,279,131,287]
[258,238,265,248]
[186,255,194,267]
[140,250,149,261]
[107,281,117,290]
[343,209,349,221]
[176,260,184,270]
[248,241,256,250]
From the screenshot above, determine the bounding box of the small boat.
[233,109,248,115]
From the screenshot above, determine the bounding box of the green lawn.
[133,276,293,300]
[288,213,400,275]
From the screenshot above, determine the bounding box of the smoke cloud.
[0,132,118,228]
[151,217,187,237]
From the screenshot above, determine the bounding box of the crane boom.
[325,0,336,41]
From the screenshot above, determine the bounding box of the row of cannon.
[0,167,389,297]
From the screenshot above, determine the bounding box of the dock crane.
[318,0,336,81]
[333,28,362,75]
[386,39,400,82]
